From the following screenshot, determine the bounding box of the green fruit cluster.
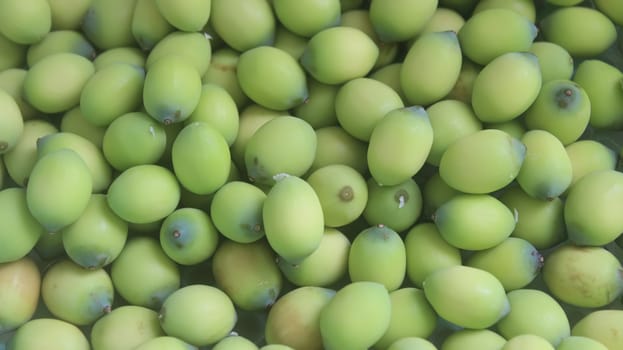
[1,1,623,349]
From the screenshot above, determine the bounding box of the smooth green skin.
[273,26,308,60]
[23,52,95,114]
[335,77,404,142]
[237,46,308,111]
[265,286,335,350]
[244,116,317,185]
[423,265,510,329]
[293,78,339,129]
[524,80,591,145]
[485,119,526,140]
[404,223,461,287]
[421,7,465,35]
[320,281,391,350]
[375,288,437,349]
[273,0,340,37]
[48,0,92,30]
[421,172,461,218]
[111,237,180,309]
[529,41,574,83]
[61,194,128,269]
[311,126,368,175]
[473,0,535,22]
[369,63,407,103]
[540,6,616,58]
[172,122,231,195]
[26,30,95,67]
[279,227,350,287]
[439,129,526,194]
[425,99,481,166]
[499,185,565,249]
[307,164,368,227]
[547,0,583,5]
[0,257,40,333]
[458,8,536,66]
[564,170,623,246]
[37,131,112,193]
[230,104,281,170]
[0,33,26,71]
[131,0,173,50]
[572,59,623,130]
[566,140,617,188]
[213,336,259,350]
[262,175,324,263]
[594,0,623,25]
[557,336,609,350]
[368,106,433,186]
[387,337,437,350]
[41,259,114,326]
[401,31,462,106]
[81,0,136,50]
[210,0,275,52]
[93,47,146,71]
[517,129,573,200]
[497,289,570,346]
[185,84,239,146]
[467,237,542,291]
[434,194,516,251]
[202,48,250,109]
[102,111,167,171]
[91,305,165,350]
[159,208,219,265]
[146,31,212,76]
[143,55,202,125]
[348,225,406,291]
[260,346,294,350]
[80,63,145,127]
[212,240,282,311]
[160,285,237,347]
[445,59,480,105]
[0,68,38,120]
[210,181,266,243]
[369,0,438,42]
[0,91,23,154]
[155,0,210,32]
[0,0,51,44]
[471,52,541,123]
[501,335,555,350]
[441,329,507,350]
[26,149,92,233]
[363,178,422,233]
[9,318,89,350]
[107,164,180,224]
[134,336,198,350]
[543,244,623,308]
[572,310,623,350]
[301,26,379,85]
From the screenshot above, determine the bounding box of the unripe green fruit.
[0,257,40,334]
[160,208,219,265]
[212,240,282,311]
[185,84,239,146]
[230,104,281,170]
[263,174,324,263]
[501,334,554,350]
[0,188,44,263]
[292,78,339,129]
[387,337,437,350]
[159,284,237,347]
[423,265,510,329]
[134,336,198,350]
[441,329,507,350]
[300,26,379,85]
[107,164,180,224]
[421,7,465,35]
[273,0,340,37]
[0,90,23,155]
[0,68,38,120]
[155,0,210,32]
[434,193,516,250]
[445,59,480,105]
[529,41,574,83]
[23,52,95,114]
[565,140,617,187]
[543,244,623,308]
[26,30,95,67]
[458,8,537,65]
[368,63,407,102]
[473,0,536,22]
[213,335,259,350]
[203,48,250,109]
[26,148,92,233]
[237,46,308,111]
[363,178,422,233]
[421,172,461,219]
[9,318,89,350]
[131,0,174,51]
[91,306,165,350]
[81,0,136,50]
[210,0,275,52]
[93,47,146,71]
[0,33,26,71]
[311,126,368,175]
[273,26,308,60]
[594,0,623,26]
[546,0,583,5]
[540,6,617,58]
[143,55,202,125]
[61,194,128,269]
[572,310,623,350]
[401,31,462,106]
[147,31,212,77]
[471,51,541,123]
[557,336,609,350]
[210,181,266,243]
[0,0,51,45]
[496,289,570,346]
[319,281,391,350]
[523,80,590,145]
[48,0,91,30]
[369,0,438,42]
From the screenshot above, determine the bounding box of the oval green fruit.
[0,68,38,120]
[185,83,239,146]
[557,336,608,350]
[0,90,23,154]
[369,0,438,42]
[441,329,507,350]
[0,257,40,333]
[213,335,259,350]
[387,337,437,350]
[529,41,574,83]
[91,305,165,350]
[566,140,617,187]
[273,0,341,37]
[210,181,266,243]
[202,48,250,108]
[146,31,212,76]
[501,334,554,350]
[292,77,339,129]
[155,0,211,32]
[9,318,89,350]
[81,0,136,50]
[311,126,368,175]
[363,178,422,233]
[26,30,95,66]
[0,0,51,45]
[159,207,219,265]
[93,46,146,71]
[210,0,275,52]
[131,0,174,51]
[571,310,623,350]
[134,336,198,350]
